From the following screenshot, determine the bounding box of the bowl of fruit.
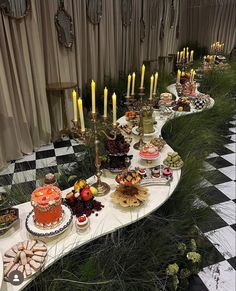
[116,170,142,186]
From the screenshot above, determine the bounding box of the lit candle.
[190,50,194,62]
[78,98,85,132]
[112,93,117,126]
[131,72,135,95]
[104,87,108,118]
[140,64,145,88]
[127,74,131,97]
[91,80,96,114]
[186,51,189,63]
[72,89,78,122]
[153,72,158,94]
[183,47,186,59]
[149,75,154,99]
[177,51,179,63]
[180,51,183,62]
[176,69,181,83]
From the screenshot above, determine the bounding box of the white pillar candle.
[104,87,108,118]
[72,90,78,122]
[91,80,96,114]
[149,75,154,99]
[131,72,135,95]
[78,98,85,132]
[126,74,131,97]
[153,72,158,94]
[112,93,117,126]
[140,64,145,88]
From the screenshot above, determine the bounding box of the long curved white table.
[0,84,214,291]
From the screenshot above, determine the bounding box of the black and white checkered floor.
[0,121,235,291]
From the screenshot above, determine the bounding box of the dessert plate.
[25,205,73,238]
[3,240,47,281]
[132,126,159,137]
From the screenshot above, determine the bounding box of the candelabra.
[176,59,193,71]
[71,115,119,196]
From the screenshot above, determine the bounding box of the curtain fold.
[0,0,51,168]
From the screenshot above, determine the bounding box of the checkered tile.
[0,137,88,198]
[0,123,235,291]
[190,125,236,291]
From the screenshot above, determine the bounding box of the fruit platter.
[65,179,104,217]
[135,165,173,186]
[116,170,142,186]
[3,240,47,280]
[172,97,191,112]
[163,152,184,169]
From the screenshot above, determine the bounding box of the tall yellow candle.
[112,93,117,126]
[127,74,131,97]
[131,72,136,95]
[149,75,154,100]
[180,51,183,62]
[190,50,194,62]
[183,47,186,59]
[91,80,96,114]
[176,69,181,83]
[72,89,78,122]
[153,72,158,94]
[177,51,180,62]
[78,98,85,132]
[104,87,108,118]
[186,51,189,63]
[140,64,145,88]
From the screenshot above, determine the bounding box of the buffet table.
[0,84,214,291]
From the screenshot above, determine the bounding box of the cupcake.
[152,167,160,178]
[76,215,89,230]
[163,168,172,177]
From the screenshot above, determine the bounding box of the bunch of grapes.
[105,133,130,154]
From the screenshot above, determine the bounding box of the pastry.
[44,173,56,185]
[150,137,166,151]
[163,168,172,177]
[111,184,149,207]
[3,240,47,279]
[105,133,130,155]
[31,185,63,229]
[139,144,160,159]
[163,152,184,169]
[151,167,160,178]
[159,93,173,107]
[116,170,142,185]
[76,215,89,230]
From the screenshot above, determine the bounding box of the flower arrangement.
[166,238,202,290]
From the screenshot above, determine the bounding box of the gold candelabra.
[71,115,119,196]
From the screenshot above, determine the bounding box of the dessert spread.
[31,185,63,229]
[139,144,160,159]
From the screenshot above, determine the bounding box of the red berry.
[78,216,86,222]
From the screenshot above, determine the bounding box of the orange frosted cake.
[31,185,63,229]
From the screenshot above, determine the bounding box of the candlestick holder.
[133,108,146,150]
[71,114,120,196]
